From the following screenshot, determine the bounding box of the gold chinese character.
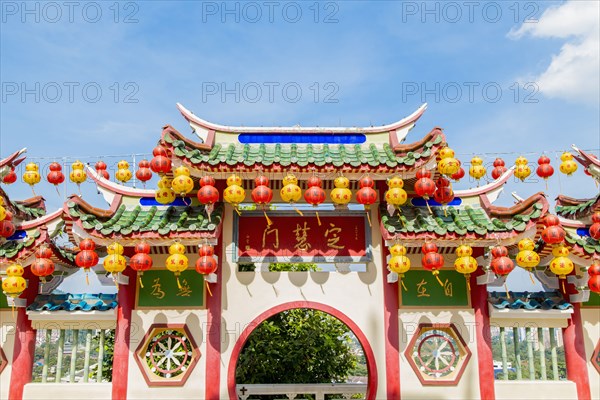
[444,279,453,297]
[151,278,165,299]
[262,226,279,249]
[294,222,311,252]
[324,223,345,249]
[176,279,192,297]
[416,278,430,297]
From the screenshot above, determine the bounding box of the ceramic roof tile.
[163,130,444,171]
[565,231,600,255]
[67,201,223,237]
[0,229,41,259]
[27,293,118,312]
[380,201,543,238]
[556,193,600,219]
[488,291,573,310]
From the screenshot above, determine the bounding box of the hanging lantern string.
[529,271,535,285]
[138,275,144,289]
[205,281,213,297]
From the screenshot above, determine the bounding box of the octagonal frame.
[592,339,600,374]
[134,323,200,387]
[404,323,472,386]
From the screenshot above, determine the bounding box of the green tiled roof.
[565,232,600,255]
[164,131,443,169]
[556,194,599,218]
[381,202,543,237]
[0,229,41,259]
[11,200,45,219]
[67,202,223,236]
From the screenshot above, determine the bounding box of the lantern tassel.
[138,275,144,289]
[366,210,372,227]
[401,279,407,292]
[176,276,182,290]
[434,273,444,287]
[398,209,405,227]
[30,186,37,196]
[444,206,448,217]
[85,271,89,286]
[561,279,566,294]
[233,206,242,216]
[466,276,471,291]
[205,281,213,297]
[425,199,433,215]
[529,271,535,285]
[54,185,61,197]
[504,283,510,299]
[263,210,273,226]
[315,210,321,226]
[206,203,214,222]
[293,205,303,216]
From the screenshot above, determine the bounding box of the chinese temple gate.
[0,103,598,400]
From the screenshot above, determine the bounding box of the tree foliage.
[236,308,357,384]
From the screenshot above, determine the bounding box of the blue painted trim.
[139,197,190,206]
[7,230,26,241]
[576,227,590,237]
[238,133,366,144]
[411,197,462,207]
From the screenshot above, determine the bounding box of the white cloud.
[509,1,599,106]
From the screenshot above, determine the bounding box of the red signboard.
[236,214,370,263]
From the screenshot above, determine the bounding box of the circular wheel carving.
[145,330,193,379]
[412,330,460,378]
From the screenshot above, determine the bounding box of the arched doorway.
[227,301,378,400]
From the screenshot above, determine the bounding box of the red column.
[205,230,224,399]
[8,272,39,400]
[470,269,495,400]
[112,268,136,399]
[562,293,591,399]
[381,228,400,400]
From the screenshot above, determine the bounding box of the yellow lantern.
[2,263,27,299]
[224,173,246,214]
[166,242,188,288]
[437,147,460,176]
[549,244,574,280]
[103,242,127,275]
[280,174,303,215]
[454,245,478,288]
[559,152,578,176]
[469,156,486,182]
[385,176,407,212]
[0,197,6,222]
[155,176,176,204]
[171,165,194,196]
[516,238,540,270]
[388,244,410,290]
[330,176,352,207]
[115,160,132,183]
[70,161,87,185]
[514,156,531,181]
[23,162,41,193]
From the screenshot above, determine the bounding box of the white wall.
[581,308,600,400]
[0,310,16,400]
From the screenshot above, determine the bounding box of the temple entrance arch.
[227,301,378,400]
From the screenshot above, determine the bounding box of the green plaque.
[583,291,600,308]
[136,269,205,309]
[400,269,470,307]
[0,294,8,309]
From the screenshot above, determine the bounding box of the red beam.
[205,225,224,399]
[112,268,136,399]
[562,290,591,399]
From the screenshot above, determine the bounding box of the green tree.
[236,308,357,384]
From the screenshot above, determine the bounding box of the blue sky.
[1,1,599,293]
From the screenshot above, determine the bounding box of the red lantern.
[541,215,566,245]
[490,245,515,276]
[0,214,15,238]
[47,162,65,187]
[150,145,172,175]
[75,239,99,284]
[588,275,600,293]
[304,176,326,225]
[135,160,152,186]
[421,242,445,285]
[2,168,17,184]
[95,161,110,180]
[589,212,600,240]
[356,176,377,227]
[252,175,273,225]
[31,246,55,282]
[414,168,436,199]
[197,175,220,222]
[450,166,465,181]
[491,158,507,180]
[536,155,554,180]
[195,244,217,275]
[130,241,153,287]
[588,259,600,277]
[433,177,454,214]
